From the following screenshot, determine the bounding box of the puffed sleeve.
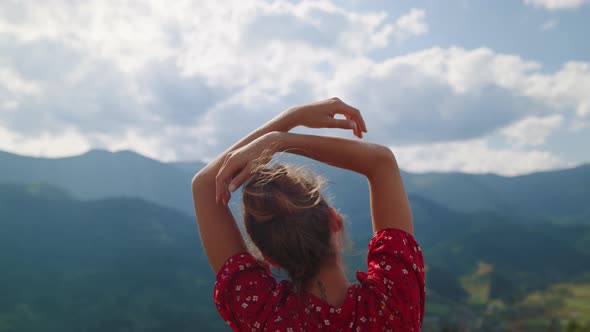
[213,253,278,331]
[357,228,426,330]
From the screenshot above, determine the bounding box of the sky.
[0,0,589,175]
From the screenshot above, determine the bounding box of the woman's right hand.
[285,97,368,138]
[215,133,278,204]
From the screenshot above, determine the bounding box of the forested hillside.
[1,150,589,331]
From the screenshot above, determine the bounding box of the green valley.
[1,150,589,331]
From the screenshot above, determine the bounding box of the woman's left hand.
[215,133,277,205]
[284,97,368,138]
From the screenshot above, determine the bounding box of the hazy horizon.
[2,147,588,178]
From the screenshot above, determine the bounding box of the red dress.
[214,228,425,331]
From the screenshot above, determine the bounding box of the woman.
[192,98,425,331]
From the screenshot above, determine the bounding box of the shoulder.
[367,228,423,263]
[363,228,424,286]
[214,253,299,330]
[215,253,270,284]
[214,253,277,307]
[358,228,426,329]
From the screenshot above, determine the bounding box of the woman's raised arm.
[192,98,366,273]
[217,132,414,236]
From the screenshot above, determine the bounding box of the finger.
[351,120,359,138]
[229,167,251,193]
[224,179,231,205]
[345,114,361,138]
[353,116,362,138]
[345,107,366,133]
[331,118,357,130]
[351,110,367,133]
[335,107,366,133]
[360,115,367,133]
[216,157,233,204]
[358,118,363,138]
[215,172,225,204]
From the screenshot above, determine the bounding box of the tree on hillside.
[564,319,590,332]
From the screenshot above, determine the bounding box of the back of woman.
[214,230,424,331]
[192,98,425,331]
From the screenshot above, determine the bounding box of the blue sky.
[359,0,590,69]
[0,0,588,175]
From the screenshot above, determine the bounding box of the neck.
[307,256,349,307]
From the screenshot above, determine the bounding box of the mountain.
[0,183,223,332]
[169,160,207,174]
[1,182,589,331]
[401,165,590,222]
[307,157,590,222]
[1,149,589,223]
[0,149,199,217]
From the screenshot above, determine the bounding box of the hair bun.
[243,164,326,224]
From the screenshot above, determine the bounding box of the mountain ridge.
[1,149,589,222]
[2,148,587,177]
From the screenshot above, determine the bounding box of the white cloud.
[0,0,428,155]
[92,129,180,162]
[524,0,587,10]
[499,115,563,146]
[0,0,416,78]
[175,1,423,88]
[0,125,90,158]
[0,0,422,127]
[0,67,42,95]
[524,62,590,116]
[325,47,588,146]
[0,121,214,163]
[363,47,590,118]
[0,1,175,75]
[570,119,590,131]
[376,47,541,94]
[392,138,564,176]
[393,8,428,40]
[0,1,587,175]
[1,100,19,111]
[541,19,560,30]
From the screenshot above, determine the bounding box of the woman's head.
[242,164,344,292]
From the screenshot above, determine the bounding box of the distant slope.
[402,165,590,221]
[476,165,590,221]
[0,149,197,216]
[0,183,224,332]
[1,149,589,222]
[169,160,207,174]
